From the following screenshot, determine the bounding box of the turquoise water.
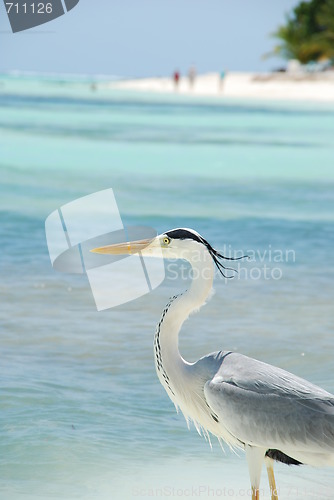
[1,74,334,499]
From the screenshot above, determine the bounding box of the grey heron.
[91,228,334,500]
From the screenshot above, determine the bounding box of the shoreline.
[106,71,334,102]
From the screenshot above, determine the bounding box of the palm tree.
[272,0,334,63]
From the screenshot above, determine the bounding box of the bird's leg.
[251,486,259,500]
[245,445,265,500]
[265,457,278,500]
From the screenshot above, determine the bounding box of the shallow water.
[1,74,334,499]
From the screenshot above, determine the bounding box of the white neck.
[154,244,214,399]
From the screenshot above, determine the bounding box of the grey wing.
[204,352,334,455]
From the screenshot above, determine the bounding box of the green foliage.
[273,0,334,63]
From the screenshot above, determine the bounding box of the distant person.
[173,70,180,90]
[188,65,196,89]
[219,69,227,92]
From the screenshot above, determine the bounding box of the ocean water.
[1,73,334,499]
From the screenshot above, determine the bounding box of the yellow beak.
[90,238,154,255]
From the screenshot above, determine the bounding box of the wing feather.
[203,352,334,455]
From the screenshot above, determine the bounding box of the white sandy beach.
[108,71,334,102]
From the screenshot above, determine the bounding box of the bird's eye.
[163,237,170,245]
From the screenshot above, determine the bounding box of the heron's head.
[91,227,244,278]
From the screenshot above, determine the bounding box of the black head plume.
[165,228,248,278]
